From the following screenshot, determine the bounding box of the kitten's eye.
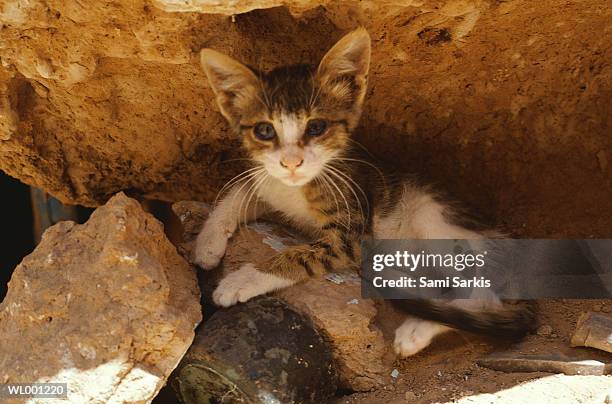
[253,122,276,141]
[305,119,328,137]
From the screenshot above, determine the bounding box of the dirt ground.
[336,299,611,403]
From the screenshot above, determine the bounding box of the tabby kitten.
[194,28,534,356]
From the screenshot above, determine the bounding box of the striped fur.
[195,28,535,357]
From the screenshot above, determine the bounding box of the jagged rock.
[0,193,201,403]
[477,354,608,376]
[152,0,321,15]
[277,278,389,390]
[570,312,612,354]
[0,0,610,237]
[173,200,394,391]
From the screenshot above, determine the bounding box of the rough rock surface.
[152,0,331,15]
[1,0,610,238]
[277,276,391,390]
[173,200,394,391]
[0,193,201,403]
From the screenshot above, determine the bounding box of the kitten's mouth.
[283,173,310,186]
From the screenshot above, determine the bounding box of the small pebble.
[536,324,553,336]
[391,369,400,378]
[347,298,359,305]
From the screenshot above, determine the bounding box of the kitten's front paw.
[393,318,450,357]
[192,225,229,270]
[212,263,294,307]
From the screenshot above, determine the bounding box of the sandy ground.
[337,299,612,403]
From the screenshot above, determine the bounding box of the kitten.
[194,28,535,356]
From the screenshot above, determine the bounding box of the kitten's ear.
[316,27,371,117]
[200,49,260,126]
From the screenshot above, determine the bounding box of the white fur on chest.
[258,179,317,227]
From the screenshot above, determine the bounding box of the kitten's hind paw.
[393,318,451,357]
[212,263,295,307]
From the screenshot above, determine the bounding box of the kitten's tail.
[392,299,537,338]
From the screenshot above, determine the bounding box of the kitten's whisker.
[215,167,265,207]
[308,72,316,109]
[315,174,347,230]
[254,94,270,111]
[250,174,268,222]
[237,174,257,232]
[308,69,326,110]
[315,175,340,222]
[325,176,351,231]
[310,82,324,110]
[346,138,373,157]
[219,167,263,192]
[308,71,322,110]
[336,155,386,184]
[237,171,265,234]
[233,175,259,238]
[240,172,268,235]
[334,155,389,198]
[256,67,272,109]
[216,165,262,195]
[326,162,371,217]
[321,169,352,230]
[325,166,367,228]
[228,170,264,223]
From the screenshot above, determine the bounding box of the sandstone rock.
[0,193,201,403]
[151,0,321,15]
[173,200,395,391]
[277,277,389,390]
[570,312,612,354]
[477,354,607,376]
[0,80,18,141]
[0,0,610,238]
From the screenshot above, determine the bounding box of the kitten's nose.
[280,155,304,170]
